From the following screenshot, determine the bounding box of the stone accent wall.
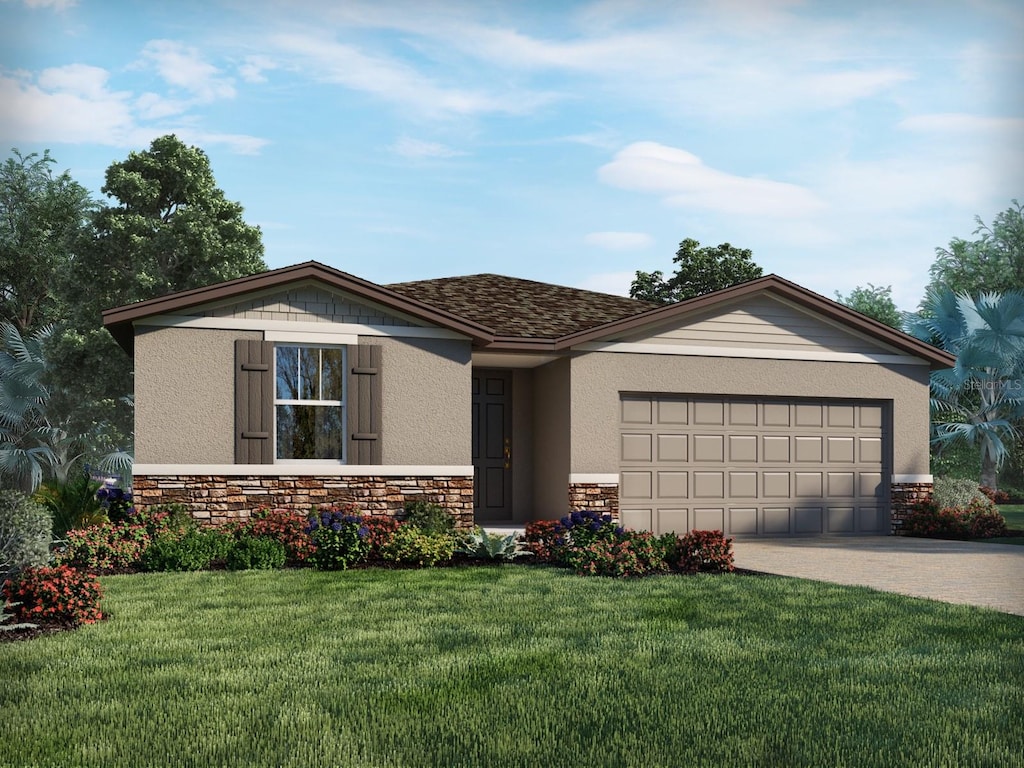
[890,482,933,535]
[568,482,619,517]
[133,475,474,528]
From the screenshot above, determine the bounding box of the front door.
[472,369,513,521]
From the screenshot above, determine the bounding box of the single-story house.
[103,261,953,536]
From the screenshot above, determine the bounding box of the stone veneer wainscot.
[890,482,934,535]
[133,475,474,528]
[568,482,619,517]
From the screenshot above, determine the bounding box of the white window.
[274,346,346,461]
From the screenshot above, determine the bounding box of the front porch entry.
[472,368,513,522]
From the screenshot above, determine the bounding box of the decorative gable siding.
[191,286,417,327]
[617,295,901,356]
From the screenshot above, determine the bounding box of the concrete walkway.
[732,536,1024,616]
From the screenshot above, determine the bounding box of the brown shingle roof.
[387,274,657,338]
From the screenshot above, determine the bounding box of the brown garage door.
[618,396,889,536]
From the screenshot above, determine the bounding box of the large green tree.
[834,284,901,328]
[630,238,762,305]
[0,150,93,333]
[904,288,1024,490]
[49,135,267,452]
[926,200,1024,296]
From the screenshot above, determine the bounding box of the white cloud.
[238,55,278,84]
[17,0,76,8]
[269,31,555,118]
[599,142,825,217]
[391,136,466,159]
[138,40,236,102]
[584,231,653,250]
[898,112,1024,135]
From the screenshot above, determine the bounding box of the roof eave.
[102,261,497,355]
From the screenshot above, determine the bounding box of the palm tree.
[904,288,1024,489]
[0,323,60,492]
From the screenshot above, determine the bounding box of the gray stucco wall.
[135,327,262,464]
[569,353,932,476]
[374,336,472,465]
[532,358,571,519]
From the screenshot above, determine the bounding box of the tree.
[49,135,267,451]
[926,200,1024,296]
[834,284,902,328]
[630,238,762,305]
[0,150,93,333]
[904,288,1024,490]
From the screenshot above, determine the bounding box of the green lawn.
[999,504,1024,530]
[3,568,1023,768]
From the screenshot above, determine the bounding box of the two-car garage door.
[619,395,890,537]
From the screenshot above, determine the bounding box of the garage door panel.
[620,396,889,537]
[658,434,688,461]
[657,471,688,498]
[828,506,855,533]
[657,508,688,534]
[620,471,652,499]
[693,507,724,530]
[621,433,652,462]
[730,508,758,534]
[693,435,724,461]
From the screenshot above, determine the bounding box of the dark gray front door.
[472,369,512,521]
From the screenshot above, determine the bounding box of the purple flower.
[357,526,369,539]
[331,522,342,532]
[96,488,109,500]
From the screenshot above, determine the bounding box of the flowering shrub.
[306,508,368,570]
[979,486,1011,504]
[380,525,456,567]
[238,509,315,563]
[359,516,401,557]
[55,522,152,571]
[563,531,669,577]
[901,499,1007,540]
[674,530,734,574]
[3,565,103,626]
[554,511,623,557]
[522,520,560,562]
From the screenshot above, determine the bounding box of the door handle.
[504,437,512,470]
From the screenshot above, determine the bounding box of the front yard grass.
[2,568,1022,768]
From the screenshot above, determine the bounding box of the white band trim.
[569,473,619,484]
[133,464,475,477]
[892,474,933,483]
[573,341,928,366]
[135,314,468,341]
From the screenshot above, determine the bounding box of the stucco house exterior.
[103,261,954,536]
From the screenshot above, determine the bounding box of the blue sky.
[2,0,1021,310]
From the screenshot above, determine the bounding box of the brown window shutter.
[347,344,382,465]
[235,339,274,464]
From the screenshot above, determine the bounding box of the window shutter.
[235,339,274,464]
[347,344,382,465]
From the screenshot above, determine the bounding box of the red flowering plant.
[979,486,1011,504]
[236,509,316,563]
[522,520,561,562]
[562,531,670,578]
[3,566,103,626]
[673,530,735,574]
[900,499,1008,540]
[358,515,401,558]
[54,521,152,571]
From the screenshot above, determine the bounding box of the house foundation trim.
[133,473,475,527]
[132,464,475,477]
[568,473,619,483]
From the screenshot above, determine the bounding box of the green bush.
[380,525,456,567]
[34,471,106,539]
[226,536,286,571]
[932,477,994,512]
[562,531,670,577]
[402,500,457,535]
[237,509,315,563]
[0,490,53,584]
[457,529,531,562]
[141,528,232,572]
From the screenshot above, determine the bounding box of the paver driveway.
[732,536,1024,615]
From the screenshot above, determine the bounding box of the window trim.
[273,343,348,464]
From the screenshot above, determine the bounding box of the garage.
[618,395,889,537]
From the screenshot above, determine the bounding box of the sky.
[1,0,1022,311]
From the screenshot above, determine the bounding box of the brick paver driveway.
[732,536,1024,615]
